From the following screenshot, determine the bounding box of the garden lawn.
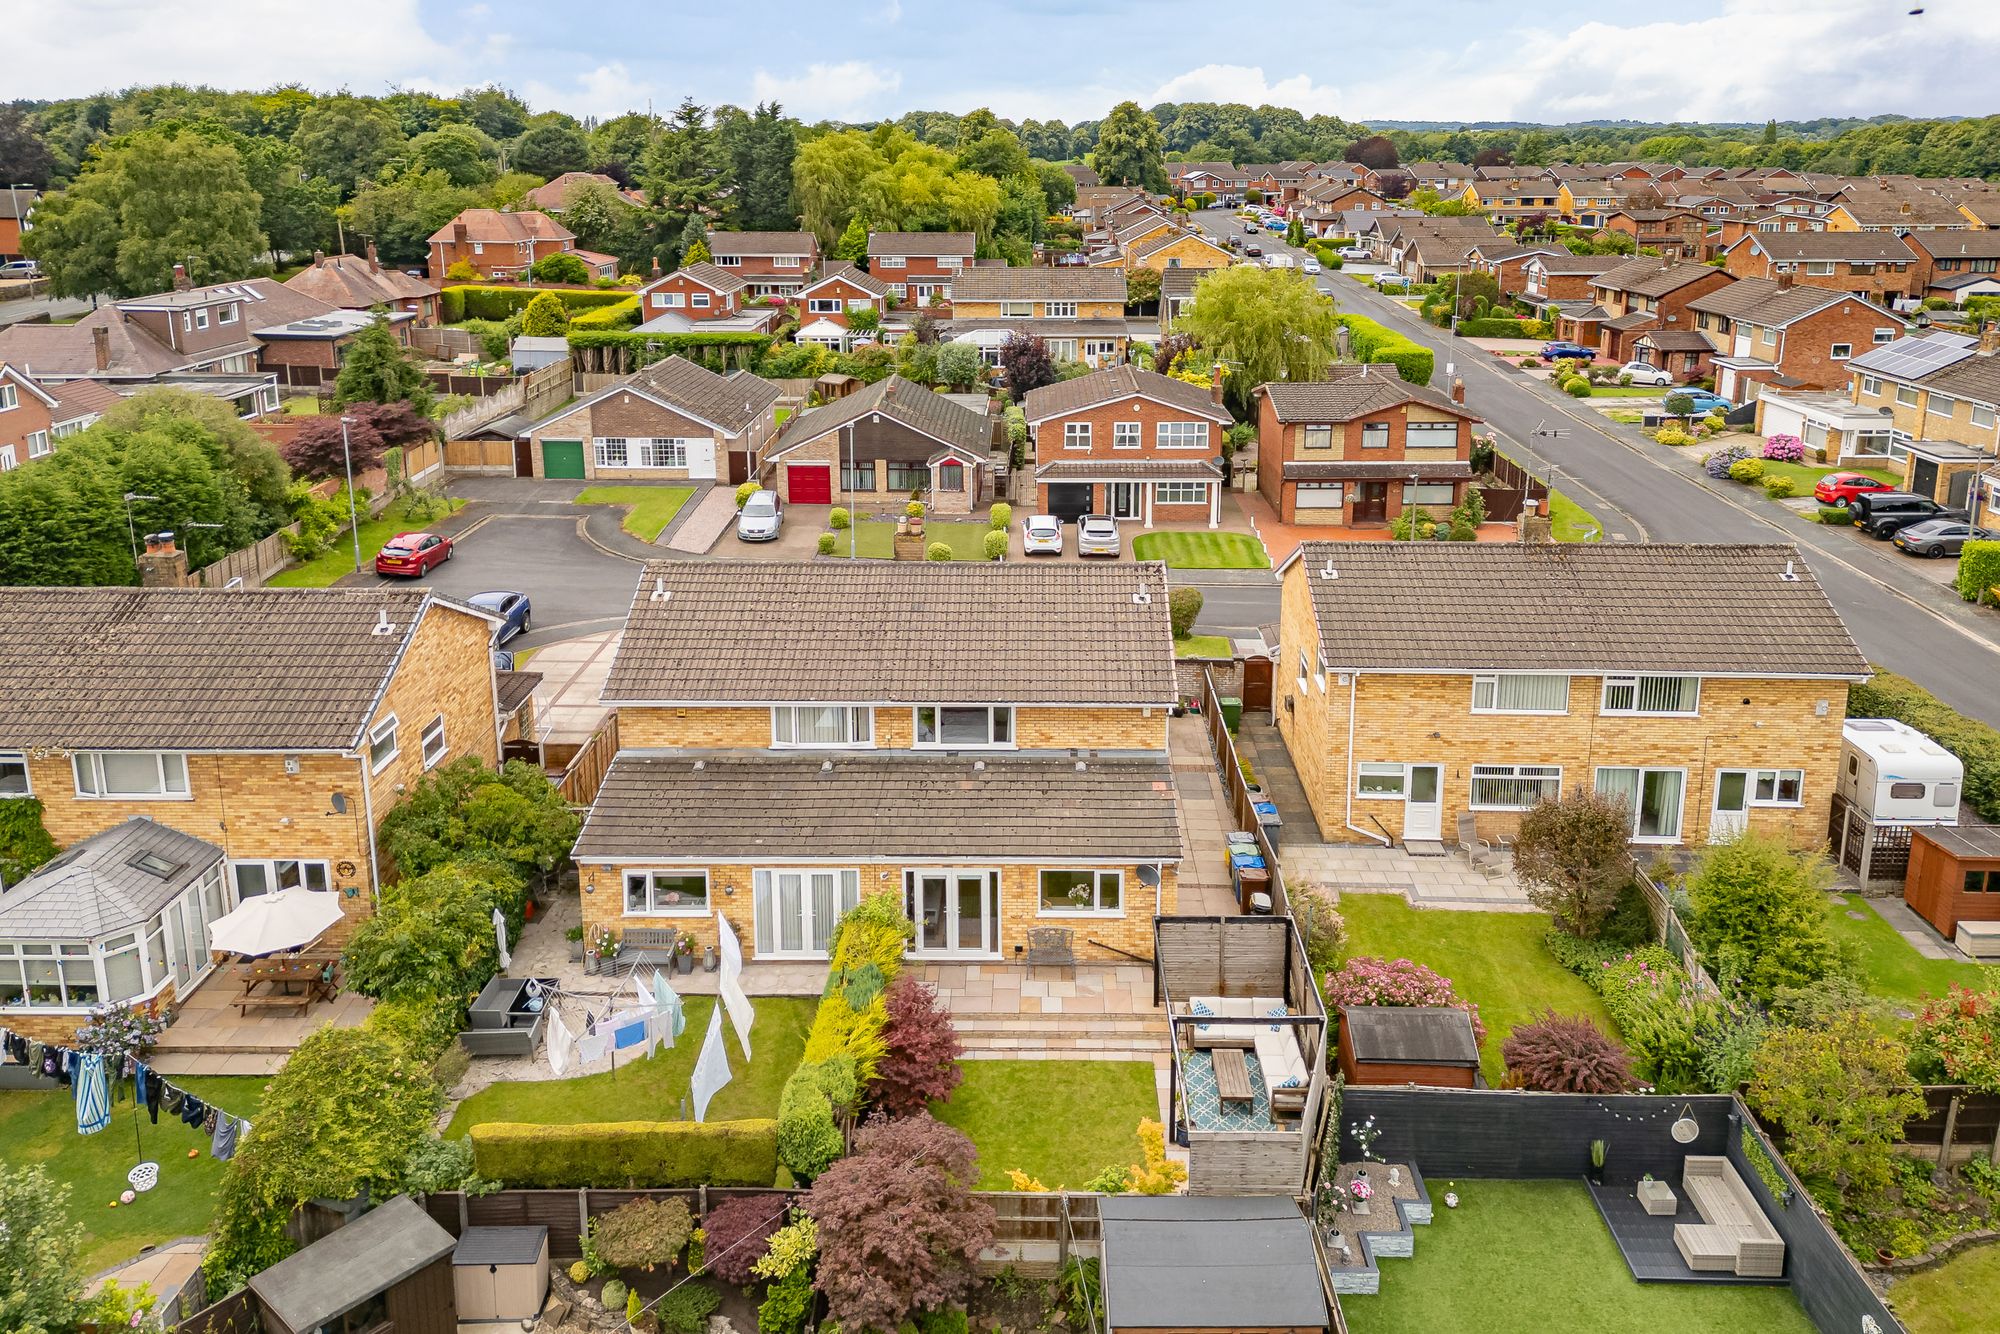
[0,1074,268,1272]
[574,485,696,542]
[266,496,466,588]
[1131,531,1270,570]
[838,520,995,560]
[1337,895,1617,1084]
[281,396,323,415]
[444,996,814,1136]
[1750,460,1901,496]
[1890,1240,2000,1334]
[1548,488,1602,542]
[1340,1180,1814,1334]
[1175,635,1232,659]
[1583,385,1668,397]
[932,1060,1160,1190]
[1823,893,1989,1010]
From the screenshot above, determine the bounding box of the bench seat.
[1672,1155,1785,1278]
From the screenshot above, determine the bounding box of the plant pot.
[585,954,600,976]
[677,953,694,975]
[569,940,584,963]
[1352,1197,1371,1216]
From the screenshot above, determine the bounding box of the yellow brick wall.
[363,604,503,820]
[1013,707,1167,751]
[580,859,1176,962]
[619,708,773,748]
[616,705,1166,752]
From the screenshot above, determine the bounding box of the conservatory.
[0,817,233,1014]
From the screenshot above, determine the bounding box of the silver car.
[1077,514,1120,557]
[1023,514,1063,555]
[736,489,783,541]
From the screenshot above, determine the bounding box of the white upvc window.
[472,242,484,254]
[1860,375,1883,395]
[420,715,448,769]
[193,308,209,331]
[774,254,802,268]
[231,858,331,899]
[1112,421,1141,449]
[72,752,191,799]
[637,438,689,468]
[1156,422,1209,450]
[772,705,872,747]
[1469,764,1563,810]
[595,437,629,468]
[1929,393,1957,418]
[1873,328,1895,345]
[0,384,15,410]
[654,291,684,308]
[1155,481,1210,505]
[1357,762,1406,798]
[0,752,31,797]
[1038,868,1122,915]
[26,430,49,458]
[1000,301,1033,318]
[808,298,842,313]
[624,869,709,916]
[1063,422,1091,450]
[218,304,237,324]
[1402,482,1456,505]
[1804,260,1835,276]
[0,446,16,471]
[691,292,711,309]
[1896,384,1921,408]
[1749,768,1805,806]
[1601,675,1700,716]
[1046,301,1078,318]
[714,253,741,266]
[368,716,400,772]
[915,705,1014,747]
[1830,343,1851,361]
[1470,673,1570,715]
[1972,404,1997,430]
[877,255,906,268]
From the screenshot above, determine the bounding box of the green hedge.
[440,285,638,323]
[1458,317,1546,338]
[568,296,641,331]
[469,1119,780,1187]
[1336,314,1435,386]
[1956,539,2000,605]
[1849,670,2000,822]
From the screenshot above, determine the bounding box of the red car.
[374,531,452,577]
[1813,473,1897,507]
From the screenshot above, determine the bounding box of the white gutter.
[1341,669,1390,847]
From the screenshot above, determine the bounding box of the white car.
[1617,361,1675,388]
[1265,253,1294,269]
[1338,244,1372,262]
[1023,514,1064,555]
[1077,514,1121,557]
[1300,256,1322,274]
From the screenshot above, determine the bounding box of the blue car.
[1666,389,1732,416]
[1539,341,1595,362]
[468,589,531,643]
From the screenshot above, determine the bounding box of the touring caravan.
[1837,719,1963,826]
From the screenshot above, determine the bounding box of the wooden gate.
[513,437,535,478]
[1242,655,1273,713]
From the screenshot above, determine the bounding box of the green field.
[1548,488,1602,542]
[1890,1241,2000,1334]
[1175,634,1233,659]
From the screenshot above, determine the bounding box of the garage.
[788,462,832,503]
[1045,482,1095,521]
[541,439,586,480]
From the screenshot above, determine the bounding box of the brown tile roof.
[46,376,122,424]
[284,252,439,310]
[1686,277,1857,327]
[951,268,1128,304]
[1286,543,1868,677]
[525,173,643,212]
[1593,258,1727,299]
[771,374,992,459]
[1022,366,1231,425]
[800,262,888,299]
[495,670,542,717]
[601,560,1176,705]
[1923,354,2000,406]
[1258,368,1473,424]
[1282,460,1472,481]
[1737,233,1917,263]
[0,278,336,378]
[1532,254,1628,275]
[868,231,977,258]
[1127,230,1230,262]
[1603,311,1658,332]
[1634,330,1716,353]
[0,587,490,750]
[1035,458,1223,481]
[426,208,573,245]
[573,752,1183,862]
[703,231,818,257]
[663,261,748,296]
[1834,192,1968,227]
[1909,231,2000,261]
[604,355,780,433]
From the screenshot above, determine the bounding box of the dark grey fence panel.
[1340,1088,1732,1182]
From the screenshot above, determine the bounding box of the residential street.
[1194,206,2000,727]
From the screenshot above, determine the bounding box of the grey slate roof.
[574,753,1183,862]
[1099,1196,1328,1332]
[1530,254,1629,275]
[0,818,223,941]
[1259,368,1473,423]
[801,262,889,299]
[1287,542,1870,678]
[602,560,1175,705]
[868,231,976,257]
[1342,1005,1481,1066]
[769,374,992,459]
[1022,365,1231,425]
[950,268,1128,304]
[0,587,478,750]
[1635,330,1717,353]
[251,1197,455,1334]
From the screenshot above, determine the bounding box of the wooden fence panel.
[444,438,517,470]
[170,1287,261,1334]
[558,713,621,808]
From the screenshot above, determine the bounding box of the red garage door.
[788,463,832,504]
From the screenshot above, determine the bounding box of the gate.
[1242,655,1273,713]
[513,437,535,478]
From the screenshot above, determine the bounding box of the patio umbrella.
[493,907,511,971]
[206,887,344,957]
[74,1052,110,1136]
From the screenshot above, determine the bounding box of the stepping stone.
[1847,910,1868,920]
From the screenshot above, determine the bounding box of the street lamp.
[122,492,160,573]
[339,416,363,576]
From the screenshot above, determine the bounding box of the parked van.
[1838,718,1963,825]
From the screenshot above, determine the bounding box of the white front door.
[907,870,999,957]
[1711,770,1751,842]
[1404,764,1444,841]
[685,436,717,480]
[1108,482,1143,519]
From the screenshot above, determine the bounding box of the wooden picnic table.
[235,953,341,1008]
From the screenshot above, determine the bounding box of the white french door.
[753,868,861,958]
[905,869,1000,958]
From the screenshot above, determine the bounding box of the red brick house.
[633,263,784,335]
[1719,232,1921,305]
[1628,330,1716,384]
[866,232,975,307]
[1022,366,1234,528]
[0,363,55,469]
[1903,231,2000,304]
[1254,368,1481,528]
[0,188,36,263]
[1557,258,1736,364]
[426,209,611,282]
[526,172,647,213]
[1467,243,1568,297]
[521,354,782,485]
[792,264,891,351]
[1600,207,1708,258]
[1689,277,1905,404]
[284,245,442,325]
[706,231,821,299]
[1519,253,1625,304]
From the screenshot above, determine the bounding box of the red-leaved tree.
[697,1192,788,1285]
[874,972,964,1117]
[807,1113,994,1331]
[281,400,434,482]
[998,332,1056,395]
[1501,1010,1635,1094]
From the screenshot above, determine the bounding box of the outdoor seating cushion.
[1187,995,1279,1047]
[1674,1155,1784,1277]
[1254,1021,1308,1093]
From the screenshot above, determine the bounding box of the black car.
[1852,491,1965,539]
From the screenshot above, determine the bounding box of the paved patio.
[523,631,618,746]
[1283,842,1535,911]
[149,966,374,1076]
[1231,489,1516,566]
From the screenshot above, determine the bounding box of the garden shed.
[1335,1005,1481,1088]
[249,1195,457,1334]
[1099,1195,1329,1333]
[452,1225,550,1322]
[1904,823,2000,956]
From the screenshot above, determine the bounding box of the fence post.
[458,1192,469,1233]
[578,1187,590,1243]
[1938,1093,1961,1178]
[1058,1193,1072,1269]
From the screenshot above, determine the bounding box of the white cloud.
[522,63,657,120]
[875,0,902,22]
[750,61,902,122]
[1145,65,1347,117]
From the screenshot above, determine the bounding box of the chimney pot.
[366,241,380,273]
[91,324,111,372]
[171,263,191,292]
[137,532,191,587]
[312,249,325,264]
[1210,363,1226,406]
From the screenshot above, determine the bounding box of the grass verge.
[932,1060,1160,1190]
[574,485,697,542]
[1131,531,1270,570]
[1175,634,1233,659]
[1547,488,1601,542]
[266,496,466,588]
[834,520,997,560]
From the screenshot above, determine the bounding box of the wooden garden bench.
[616,927,680,974]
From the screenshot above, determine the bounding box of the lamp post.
[339,416,363,576]
[122,492,161,574]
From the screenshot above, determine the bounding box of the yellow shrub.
[1006,1169,1050,1192]
[1127,1119,1188,1195]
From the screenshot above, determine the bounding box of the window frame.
[594,436,629,468]
[1037,868,1123,916]
[1469,673,1571,716]
[1400,481,1455,506]
[1860,375,1883,395]
[1063,422,1091,450]
[1405,420,1459,446]
[1468,763,1563,811]
[623,869,711,917]
[1154,480,1210,506]
[72,751,192,800]
[913,705,1015,749]
[771,705,873,749]
[420,715,448,770]
[0,383,15,411]
[1360,422,1390,449]
[1972,404,1997,431]
[1112,420,1141,450]
[1600,674,1701,717]
[1747,767,1805,807]
[1302,424,1334,451]
[1045,301,1078,319]
[1830,343,1852,361]
[0,751,31,797]
[1357,762,1407,800]
[1929,394,1957,419]
[368,716,400,774]
[1155,421,1209,450]
[1594,765,1688,844]
[25,430,49,458]
[1896,384,1921,408]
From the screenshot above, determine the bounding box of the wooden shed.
[1905,824,2000,958]
[1336,1005,1482,1089]
[249,1195,457,1334]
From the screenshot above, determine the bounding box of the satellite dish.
[1671,1106,1699,1144]
[1137,864,1162,888]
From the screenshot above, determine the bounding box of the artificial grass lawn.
[1823,893,1990,1011]
[1175,634,1233,659]
[574,485,696,541]
[1340,1180,1814,1334]
[0,1074,268,1272]
[1889,1239,2000,1334]
[932,1060,1160,1190]
[1130,531,1270,570]
[1547,487,1602,542]
[265,496,466,588]
[836,520,996,560]
[444,996,814,1136]
[1337,895,1617,1085]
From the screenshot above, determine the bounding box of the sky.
[17,0,2000,128]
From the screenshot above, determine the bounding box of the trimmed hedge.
[568,296,641,331]
[469,1118,780,1187]
[1458,317,1550,338]
[1956,539,2000,605]
[1849,669,2000,821]
[1335,314,1434,386]
[566,330,773,376]
[440,285,636,323]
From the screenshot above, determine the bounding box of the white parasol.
[206,888,344,957]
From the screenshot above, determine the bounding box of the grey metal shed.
[1099,1195,1329,1334]
[249,1195,457,1334]
[453,1224,551,1322]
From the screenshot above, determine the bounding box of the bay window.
[915,705,1014,747]
[772,705,873,747]
[73,751,190,799]
[1601,675,1700,716]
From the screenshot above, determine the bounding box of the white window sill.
[771,741,875,750]
[915,741,1017,751]
[74,792,193,802]
[1470,709,1571,717]
[623,907,710,918]
[1038,908,1123,918]
[1355,792,1405,801]
[423,749,448,771]
[1631,836,1683,846]
[1468,804,1539,813]
[1600,711,1701,719]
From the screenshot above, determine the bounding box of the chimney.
[1517,497,1553,544]
[171,263,191,292]
[366,241,380,273]
[1981,320,2000,357]
[1210,363,1226,406]
[312,248,325,265]
[1450,375,1466,405]
[138,532,191,588]
[1777,268,1795,290]
[453,221,468,246]
[651,255,662,277]
[91,325,111,372]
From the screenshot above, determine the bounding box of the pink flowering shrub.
[1762,433,1804,462]
[1324,956,1486,1045]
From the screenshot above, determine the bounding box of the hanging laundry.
[74,1052,110,1136]
[716,911,753,1060]
[545,1009,575,1079]
[211,1114,240,1161]
[143,1066,162,1125]
[689,1001,732,1123]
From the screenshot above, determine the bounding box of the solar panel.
[1853,335,1975,380]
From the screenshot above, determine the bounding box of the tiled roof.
[1687,277,1855,327]
[0,587,482,750]
[1835,192,1968,227]
[1128,230,1229,262]
[951,268,1128,303]
[1923,354,2000,406]
[0,818,223,940]
[665,261,748,296]
[868,231,977,257]
[1603,311,1658,332]
[1035,458,1223,481]
[1282,460,1472,481]
[616,355,781,432]
[601,560,1176,705]
[1593,258,1726,298]
[1022,365,1231,424]
[284,252,439,310]
[771,374,992,458]
[1910,231,2000,260]
[1531,254,1628,275]
[525,172,643,212]
[1287,542,1869,677]
[704,230,817,257]
[801,262,888,298]
[1740,233,1918,263]
[426,208,573,245]
[46,376,122,424]
[573,753,1183,863]
[0,278,336,378]
[1635,330,1717,353]
[1259,368,1472,423]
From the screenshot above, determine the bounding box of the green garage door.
[542,440,586,480]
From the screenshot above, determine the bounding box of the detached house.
[1688,277,1902,404]
[1719,232,1922,305]
[1519,253,1626,306]
[867,231,975,306]
[426,209,615,282]
[1903,231,2000,305]
[762,374,996,513]
[634,263,784,336]
[522,354,782,485]
[1556,258,1736,364]
[1272,543,1869,850]
[1254,369,1480,529]
[572,561,1184,965]
[1823,189,1971,234]
[947,268,1131,371]
[793,265,892,352]
[1600,208,1707,259]
[1023,366,1234,527]
[0,366,118,467]
[705,231,822,300]
[284,245,442,326]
